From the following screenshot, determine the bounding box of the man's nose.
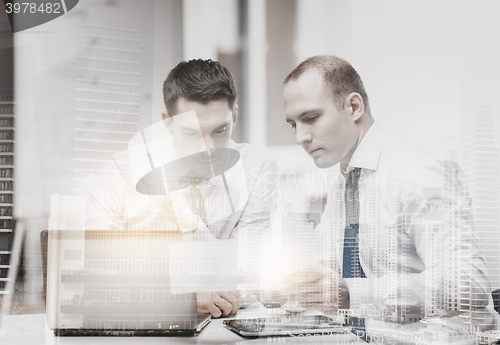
[202,135,215,153]
[295,125,312,146]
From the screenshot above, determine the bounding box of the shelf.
[75,128,135,135]
[74,138,128,144]
[75,118,137,126]
[77,79,139,88]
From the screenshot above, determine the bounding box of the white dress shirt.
[316,122,498,331]
[84,137,277,240]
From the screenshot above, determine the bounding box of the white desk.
[0,303,365,345]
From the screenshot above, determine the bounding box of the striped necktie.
[342,167,365,278]
[342,167,367,342]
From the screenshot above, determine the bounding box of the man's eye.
[213,127,227,135]
[184,131,199,137]
[306,116,318,123]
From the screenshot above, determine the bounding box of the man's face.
[165,97,236,174]
[283,70,359,169]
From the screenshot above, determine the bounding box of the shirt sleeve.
[229,157,278,239]
[404,160,491,316]
[84,155,179,232]
[84,158,128,231]
[346,159,494,326]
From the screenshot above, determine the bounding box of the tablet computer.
[223,315,345,337]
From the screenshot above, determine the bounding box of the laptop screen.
[46,230,201,333]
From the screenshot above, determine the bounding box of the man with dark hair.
[283,55,498,334]
[163,59,238,115]
[159,59,242,187]
[85,59,277,318]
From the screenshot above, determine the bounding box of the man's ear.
[232,104,238,129]
[345,93,364,121]
[162,110,174,135]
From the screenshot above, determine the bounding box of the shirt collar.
[345,122,386,173]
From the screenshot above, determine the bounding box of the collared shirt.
[316,122,498,330]
[84,138,277,240]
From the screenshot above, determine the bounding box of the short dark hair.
[284,56,371,116]
[163,59,237,116]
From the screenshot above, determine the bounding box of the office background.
[0,0,499,316]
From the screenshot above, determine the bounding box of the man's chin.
[187,162,213,177]
[188,160,223,177]
[313,157,336,169]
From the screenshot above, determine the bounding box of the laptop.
[45,229,211,336]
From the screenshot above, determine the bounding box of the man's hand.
[196,291,240,318]
[149,194,200,232]
[284,270,324,307]
[339,278,350,309]
[284,270,350,310]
